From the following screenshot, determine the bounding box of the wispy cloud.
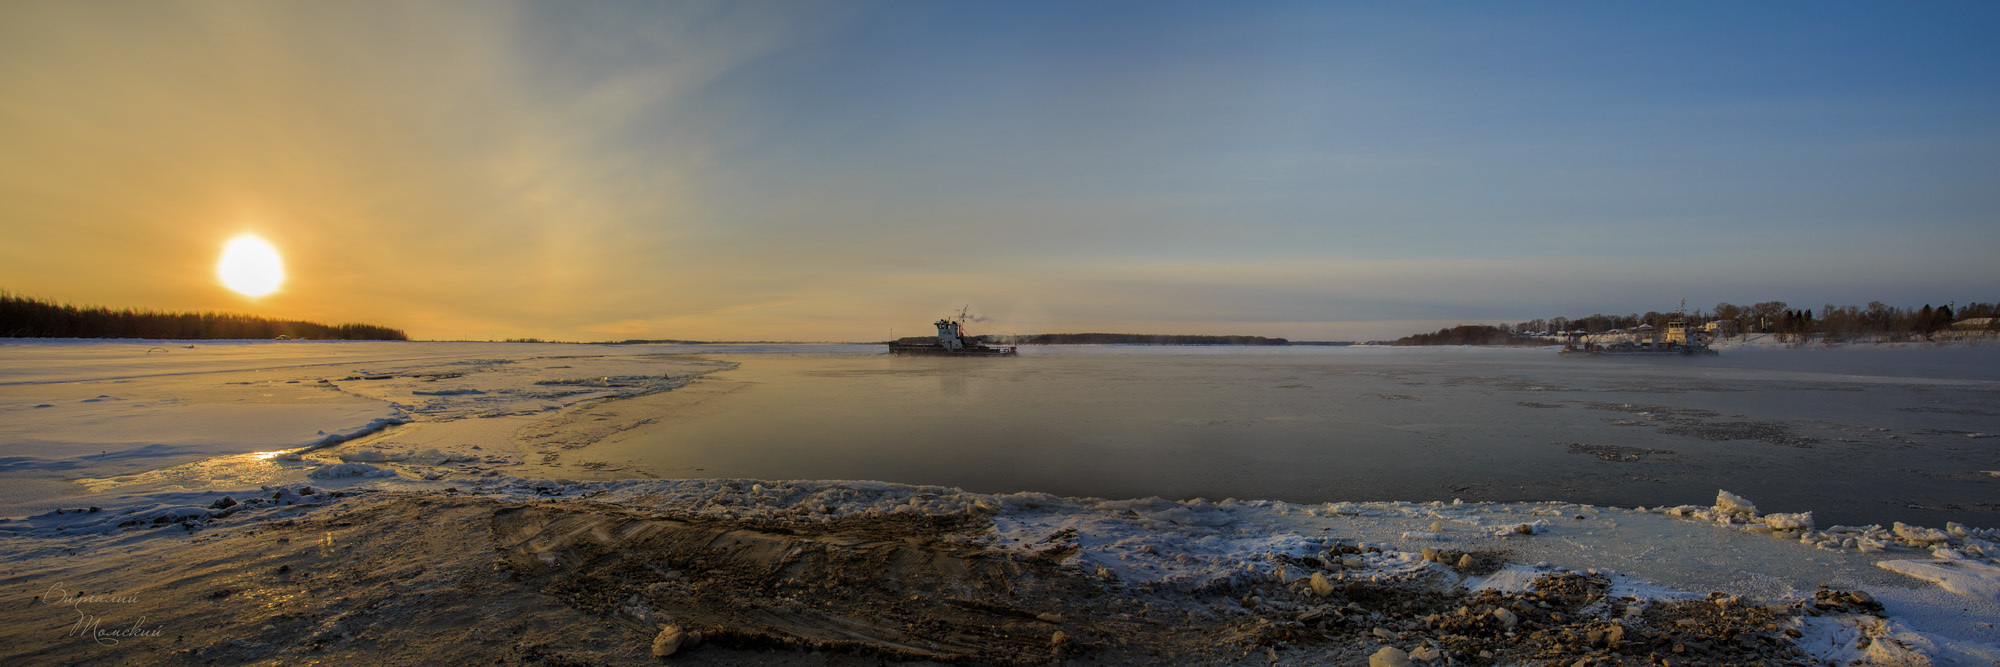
[2,2,1995,341]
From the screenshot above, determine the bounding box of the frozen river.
[3,339,1995,528]
[592,344,2000,528]
[6,339,2000,664]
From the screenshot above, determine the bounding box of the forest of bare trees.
[1392,325,1545,347]
[1,292,408,340]
[976,333,1291,346]
[1503,301,1999,343]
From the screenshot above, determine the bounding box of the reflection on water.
[77,450,301,494]
[593,346,2000,527]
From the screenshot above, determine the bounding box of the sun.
[217,235,285,297]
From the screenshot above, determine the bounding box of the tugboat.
[888,308,1018,357]
[1560,303,1719,357]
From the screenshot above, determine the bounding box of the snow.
[0,339,735,515]
[1876,558,2000,600]
[302,417,408,449]
[306,462,399,479]
[1465,565,1546,593]
[575,479,2000,661]
[0,483,349,548]
[423,471,2000,657]
[1796,613,2000,667]
[5,340,2000,663]
[5,468,1999,662]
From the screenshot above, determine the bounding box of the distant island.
[974,333,1322,346]
[1397,299,2000,345]
[0,292,408,341]
[1393,325,1549,347]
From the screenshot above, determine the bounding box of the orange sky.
[4,3,1995,342]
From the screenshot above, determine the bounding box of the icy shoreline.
[3,476,1995,665]
[4,340,1999,664]
[0,339,744,515]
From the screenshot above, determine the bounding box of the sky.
[2,1,1996,342]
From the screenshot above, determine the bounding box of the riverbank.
[4,476,1996,665]
[2,340,1997,664]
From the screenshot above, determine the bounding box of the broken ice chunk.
[1762,512,1813,532]
[1714,490,1758,519]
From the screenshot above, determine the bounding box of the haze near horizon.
[2,2,1995,342]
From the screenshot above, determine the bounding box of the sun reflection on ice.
[76,450,304,495]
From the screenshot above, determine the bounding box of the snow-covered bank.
[1701,337,2000,383]
[6,340,2000,664]
[2,478,1994,665]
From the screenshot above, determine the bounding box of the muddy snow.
[2,339,1997,665]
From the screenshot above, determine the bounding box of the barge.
[888,309,1018,357]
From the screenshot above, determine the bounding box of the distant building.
[1952,318,1998,331]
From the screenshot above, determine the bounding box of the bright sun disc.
[218,235,285,297]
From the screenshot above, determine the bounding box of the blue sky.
[2,1,1995,340]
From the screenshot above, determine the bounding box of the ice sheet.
[4,340,1999,663]
[0,339,743,513]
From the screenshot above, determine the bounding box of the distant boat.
[888,308,1018,357]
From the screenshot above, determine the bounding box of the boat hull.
[887,343,1017,357]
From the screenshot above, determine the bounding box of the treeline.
[988,333,1291,346]
[1393,325,1548,347]
[1,292,408,340]
[1504,300,2000,342]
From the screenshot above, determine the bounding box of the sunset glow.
[0,3,1995,341]
[217,235,285,298]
